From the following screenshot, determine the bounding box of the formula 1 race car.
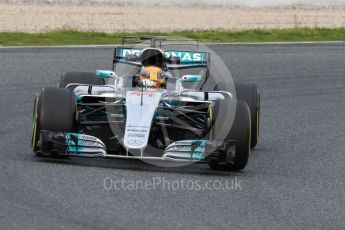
[31,36,260,171]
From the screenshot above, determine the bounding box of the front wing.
[38,131,225,163]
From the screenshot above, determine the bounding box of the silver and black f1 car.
[31,36,260,171]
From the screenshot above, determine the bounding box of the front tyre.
[214,81,260,148]
[31,87,77,156]
[31,93,41,154]
[208,100,251,171]
[235,83,260,149]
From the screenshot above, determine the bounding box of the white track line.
[0,41,344,49]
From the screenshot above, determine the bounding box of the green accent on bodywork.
[66,146,85,152]
[65,132,83,139]
[191,153,204,159]
[96,70,116,78]
[65,133,85,153]
[191,140,208,157]
[76,95,83,103]
[182,75,203,82]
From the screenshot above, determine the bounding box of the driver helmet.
[139,48,167,88]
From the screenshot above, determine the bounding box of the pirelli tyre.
[59,72,105,89]
[215,81,260,148]
[208,99,251,171]
[31,87,77,156]
[235,83,260,148]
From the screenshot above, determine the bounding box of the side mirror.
[96,70,117,78]
[181,75,203,82]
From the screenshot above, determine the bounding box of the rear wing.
[113,47,210,68]
[121,35,199,48]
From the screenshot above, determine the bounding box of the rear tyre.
[59,72,104,89]
[31,87,77,156]
[209,100,251,171]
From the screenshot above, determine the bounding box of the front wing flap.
[40,131,106,156]
[163,140,219,161]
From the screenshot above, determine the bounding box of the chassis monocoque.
[31,36,260,171]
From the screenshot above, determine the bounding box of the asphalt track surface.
[0,43,344,230]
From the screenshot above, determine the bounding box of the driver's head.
[141,48,165,68]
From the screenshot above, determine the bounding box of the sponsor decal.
[168,145,205,153]
[131,91,142,96]
[165,51,205,62]
[130,91,155,97]
[166,140,208,159]
[169,140,208,146]
[127,129,147,133]
[128,134,145,138]
[118,48,207,63]
[65,133,97,141]
[121,48,141,57]
[126,125,149,128]
[146,91,155,97]
[126,126,148,139]
[66,139,99,147]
